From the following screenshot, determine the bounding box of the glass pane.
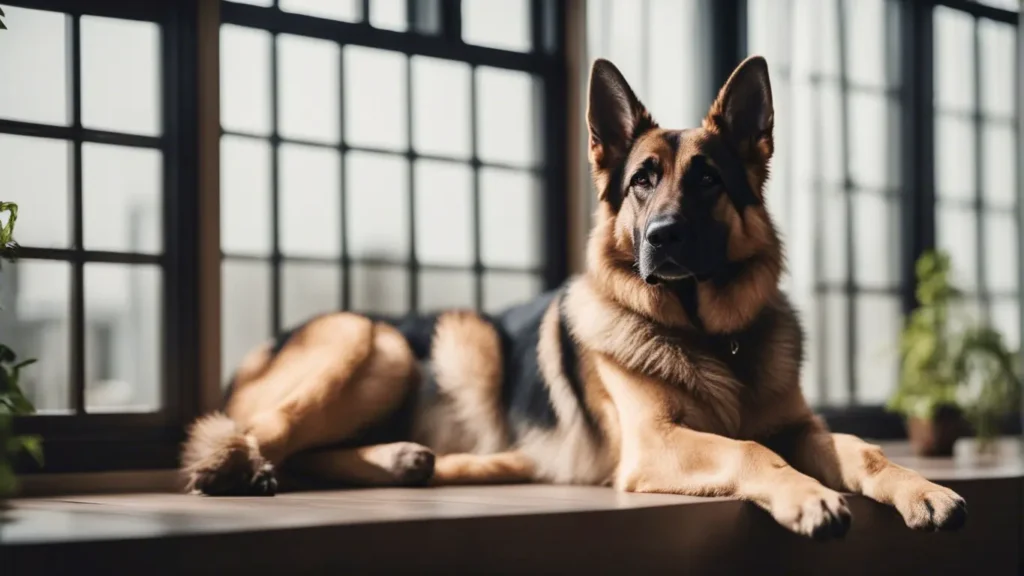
[797,288,820,405]
[0,134,70,248]
[226,0,273,5]
[816,84,845,185]
[990,298,1020,352]
[350,264,408,315]
[935,114,976,202]
[849,93,900,190]
[475,67,539,168]
[282,261,341,328]
[480,168,542,269]
[820,189,847,283]
[82,143,163,254]
[483,271,542,314]
[279,0,360,22]
[462,0,530,52]
[949,296,983,338]
[371,0,407,31]
[855,295,901,404]
[0,7,68,125]
[346,152,409,260]
[0,260,71,413]
[813,0,841,77]
[81,16,161,136]
[419,270,475,312]
[279,143,341,258]
[221,136,272,255]
[983,211,1018,293]
[84,263,162,413]
[278,34,340,144]
[982,122,1017,209]
[842,0,891,89]
[412,57,471,159]
[414,160,474,266]
[933,6,975,112]
[344,46,407,150]
[587,0,644,101]
[824,293,849,405]
[936,205,977,292]
[979,19,1016,118]
[222,259,272,384]
[645,0,707,129]
[220,25,272,135]
[853,192,900,288]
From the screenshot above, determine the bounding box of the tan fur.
[181,55,965,539]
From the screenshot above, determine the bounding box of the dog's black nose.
[645,216,682,249]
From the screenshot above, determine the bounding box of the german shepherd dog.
[183,56,967,539]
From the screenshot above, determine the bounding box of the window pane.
[344,47,407,150]
[462,0,530,52]
[935,114,976,202]
[480,168,542,269]
[813,0,841,77]
[0,260,71,413]
[371,0,407,31]
[949,296,983,338]
[483,271,542,314]
[587,0,644,100]
[221,136,272,255]
[816,84,845,185]
[346,152,409,260]
[820,189,847,283]
[849,93,900,190]
[853,192,900,288]
[645,0,708,129]
[221,25,272,135]
[419,270,475,312]
[226,0,273,5]
[983,211,1018,293]
[0,134,71,248]
[414,160,473,266]
[278,34,340,144]
[412,57,471,159]
[842,0,892,89]
[979,19,1016,118]
[84,263,161,413]
[0,7,68,125]
[81,16,161,136]
[222,259,272,384]
[855,294,901,404]
[982,122,1017,209]
[936,205,977,292]
[476,67,539,168]
[350,264,408,315]
[824,293,849,405]
[279,143,341,258]
[280,0,360,22]
[82,143,163,254]
[933,6,975,112]
[282,261,341,328]
[990,298,1020,352]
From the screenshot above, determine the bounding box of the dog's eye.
[630,171,652,189]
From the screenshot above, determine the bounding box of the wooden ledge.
[2,439,1022,575]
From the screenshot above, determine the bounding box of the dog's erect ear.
[587,59,656,176]
[706,56,774,162]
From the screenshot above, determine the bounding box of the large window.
[218,0,566,382]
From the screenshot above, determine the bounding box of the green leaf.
[16,435,43,467]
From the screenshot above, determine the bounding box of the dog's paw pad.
[391,443,436,486]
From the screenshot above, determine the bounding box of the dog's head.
[586,56,782,331]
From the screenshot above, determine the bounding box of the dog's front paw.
[893,482,967,531]
[770,481,852,540]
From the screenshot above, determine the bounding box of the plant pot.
[907,405,966,457]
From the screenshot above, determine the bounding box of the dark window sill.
[3,439,1022,575]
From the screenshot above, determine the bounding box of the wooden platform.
[2,440,1022,575]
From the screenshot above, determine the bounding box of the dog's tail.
[181,412,259,494]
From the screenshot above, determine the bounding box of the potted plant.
[0,201,43,504]
[888,250,1022,456]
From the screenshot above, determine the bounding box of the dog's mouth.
[641,259,695,285]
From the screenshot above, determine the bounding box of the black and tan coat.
[182,56,966,540]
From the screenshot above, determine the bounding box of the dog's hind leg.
[183,313,418,495]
